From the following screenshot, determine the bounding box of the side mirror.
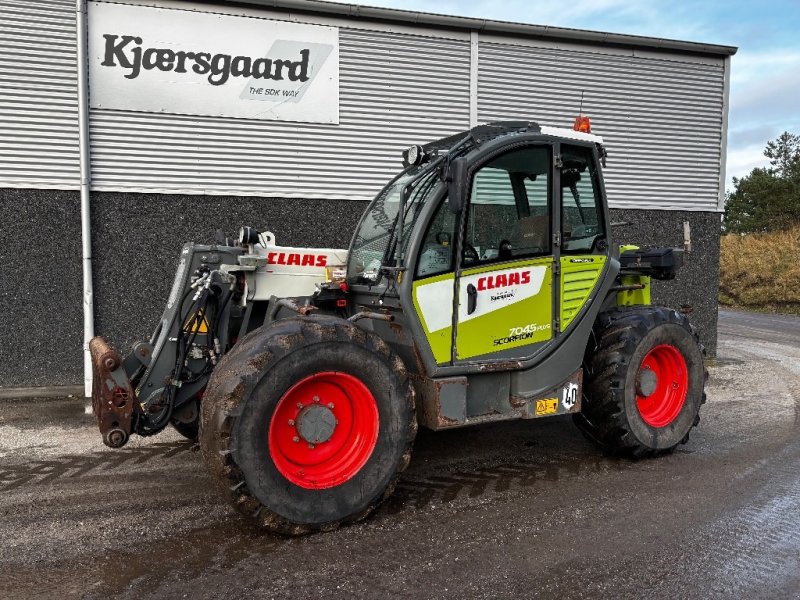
[447,157,468,213]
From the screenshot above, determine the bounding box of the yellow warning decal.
[183,309,210,334]
[535,398,558,416]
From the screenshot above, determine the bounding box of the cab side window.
[560,144,605,253]
[416,196,458,278]
[464,146,551,265]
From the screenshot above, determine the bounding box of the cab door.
[558,143,609,333]
[453,145,556,363]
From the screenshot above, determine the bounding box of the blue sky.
[339,0,800,192]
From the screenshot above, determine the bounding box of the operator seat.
[508,215,549,255]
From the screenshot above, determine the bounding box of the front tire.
[576,307,706,457]
[199,315,417,535]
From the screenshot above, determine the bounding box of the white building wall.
[478,40,726,211]
[89,23,472,198]
[0,0,80,189]
[0,0,729,212]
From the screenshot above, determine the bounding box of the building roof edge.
[212,0,738,57]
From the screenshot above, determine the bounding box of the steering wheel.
[435,231,451,246]
[433,231,479,264]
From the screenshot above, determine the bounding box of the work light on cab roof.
[402,143,426,167]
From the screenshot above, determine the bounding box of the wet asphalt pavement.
[1,309,799,599]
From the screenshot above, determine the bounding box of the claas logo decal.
[477,270,531,291]
[267,252,327,267]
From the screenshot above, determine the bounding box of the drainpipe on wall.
[76,0,95,398]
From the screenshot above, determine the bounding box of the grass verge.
[719,226,800,314]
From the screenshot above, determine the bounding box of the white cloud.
[730,49,800,83]
[726,45,800,184]
[725,144,769,190]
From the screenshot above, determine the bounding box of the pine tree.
[725,132,800,233]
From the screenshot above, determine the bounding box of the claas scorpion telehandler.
[90,119,706,534]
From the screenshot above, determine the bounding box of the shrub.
[719,226,800,311]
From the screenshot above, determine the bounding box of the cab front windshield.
[347,165,441,285]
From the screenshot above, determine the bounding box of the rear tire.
[576,306,706,457]
[199,315,417,535]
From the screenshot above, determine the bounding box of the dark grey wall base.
[91,192,367,368]
[0,188,720,388]
[610,208,721,357]
[0,188,84,387]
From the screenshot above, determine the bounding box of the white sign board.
[88,2,339,124]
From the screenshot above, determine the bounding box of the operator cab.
[347,121,608,286]
[346,120,613,376]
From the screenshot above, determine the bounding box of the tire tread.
[199,315,416,535]
[575,306,707,458]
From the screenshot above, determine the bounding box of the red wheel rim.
[268,371,379,490]
[636,344,689,428]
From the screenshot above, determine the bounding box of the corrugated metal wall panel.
[1,0,726,211]
[89,24,471,199]
[0,0,80,188]
[478,43,725,211]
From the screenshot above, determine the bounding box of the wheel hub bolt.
[313,395,320,403]
[296,402,303,409]
[288,419,295,426]
[328,403,334,409]
[292,436,300,443]
[308,443,315,449]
